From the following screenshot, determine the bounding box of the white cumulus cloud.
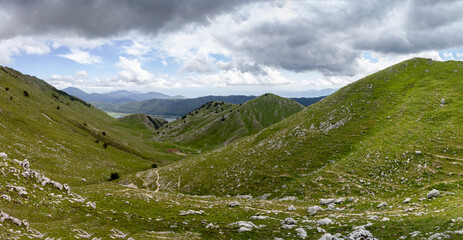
[58,49,102,64]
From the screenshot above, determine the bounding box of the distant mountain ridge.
[94,95,325,117]
[62,87,183,104]
[155,93,304,149]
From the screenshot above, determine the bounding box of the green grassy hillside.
[0,66,185,186]
[3,59,463,239]
[111,95,256,116]
[153,58,462,201]
[155,94,304,150]
[117,113,168,131]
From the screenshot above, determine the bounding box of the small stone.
[403,198,411,203]
[415,151,422,155]
[287,205,296,211]
[377,202,388,208]
[228,201,240,207]
[440,98,446,104]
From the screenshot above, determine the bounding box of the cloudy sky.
[1,0,463,97]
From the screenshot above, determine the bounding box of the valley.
[1,58,463,239]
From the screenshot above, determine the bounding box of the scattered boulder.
[347,229,376,240]
[415,151,422,155]
[235,195,253,200]
[440,98,446,104]
[335,198,346,204]
[403,198,411,203]
[327,203,339,211]
[319,233,344,240]
[19,159,29,169]
[86,201,96,209]
[308,206,323,215]
[250,215,269,220]
[110,229,127,239]
[348,197,355,202]
[427,189,440,199]
[228,201,240,207]
[279,196,297,201]
[238,226,252,233]
[317,218,333,226]
[73,229,92,239]
[377,202,388,208]
[428,233,450,240]
[282,217,297,225]
[229,221,258,232]
[0,152,7,159]
[287,205,296,211]
[1,194,11,202]
[320,198,336,205]
[257,193,271,200]
[295,228,307,239]
[179,210,204,216]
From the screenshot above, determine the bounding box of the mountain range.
[63,87,184,104]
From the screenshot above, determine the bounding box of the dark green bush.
[109,172,119,181]
[103,143,109,149]
[5,87,9,91]
[23,90,29,97]
[151,163,157,168]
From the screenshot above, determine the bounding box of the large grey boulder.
[427,189,440,199]
[295,228,307,239]
[317,218,333,226]
[320,199,336,205]
[348,229,376,240]
[308,206,323,215]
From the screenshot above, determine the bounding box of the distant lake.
[165,117,177,122]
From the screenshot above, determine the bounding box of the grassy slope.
[3,60,463,239]
[155,58,462,201]
[155,94,304,150]
[114,95,256,116]
[0,66,185,186]
[117,113,168,131]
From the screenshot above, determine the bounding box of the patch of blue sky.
[360,51,378,63]
[210,53,232,63]
[439,49,463,60]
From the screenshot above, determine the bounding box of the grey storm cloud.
[2,0,463,76]
[215,0,463,75]
[0,0,253,39]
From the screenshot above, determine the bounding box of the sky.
[1,0,463,98]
